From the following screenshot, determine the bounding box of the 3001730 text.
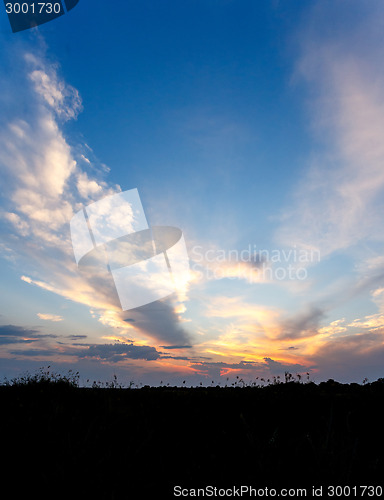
[327,485,382,497]
[5,2,62,14]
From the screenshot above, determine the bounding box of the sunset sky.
[1,0,384,386]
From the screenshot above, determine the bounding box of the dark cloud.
[9,348,59,357]
[313,331,384,359]
[191,360,264,379]
[6,341,165,363]
[191,358,310,379]
[159,345,193,350]
[76,343,161,362]
[0,325,88,345]
[263,357,308,374]
[74,342,196,363]
[192,360,262,370]
[0,337,39,345]
[0,325,39,337]
[0,324,57,345]
[121,299,192,345]
[308,330,384,382]
[278,306,325,340]
[160,355,192,361]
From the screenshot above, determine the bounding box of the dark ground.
[1,379,384,498]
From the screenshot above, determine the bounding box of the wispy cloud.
[27,53,83,121]
[266,1,384,374]
[309,328,384,382]
[0,324,57,345]
[0,44,190,349]
[277,2,384,258]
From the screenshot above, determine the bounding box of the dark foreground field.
[1,377,384,498]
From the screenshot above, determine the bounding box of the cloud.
[37,313,63,322]
[21,271,121,315]
[268,1,384,373]
[0,45,190,348]
[192,360,263,370]
[191,357,309,379]
[2,212,29,237]
[0,324,40,337]
[26,53,83,121]
[318,318,347,336]
[203,296,282,341]
[76,171,103,199]
[0,54,81,252]
[205,296,280,322]
[0,324,57,345]
[159,345,193,350]
[309,328,384,382]
[159,355,192,361]
[262,357,308,375]
[278,306,326,340]
[3,332,193,364]
[76,343,161,362]
[9,348,59,357]
[123,300,192,346]
[348,314,384,331]
[276,1,384,258]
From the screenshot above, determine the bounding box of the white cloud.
[2,212,29,236]
[318,318,347,336]
[76,171,103,199]
[348,314,384,331]
[0,50,120,246]
[371,287,384,313]
[0,48,128,341]
[28,61,83,121]
[80,154,91,164]
[37,313,63,322]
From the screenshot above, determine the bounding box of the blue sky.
[1,1,384,385]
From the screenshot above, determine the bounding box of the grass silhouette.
[1,368,384,498]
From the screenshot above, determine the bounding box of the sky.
[1,0,384,386]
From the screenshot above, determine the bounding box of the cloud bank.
[0,43,191,350]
